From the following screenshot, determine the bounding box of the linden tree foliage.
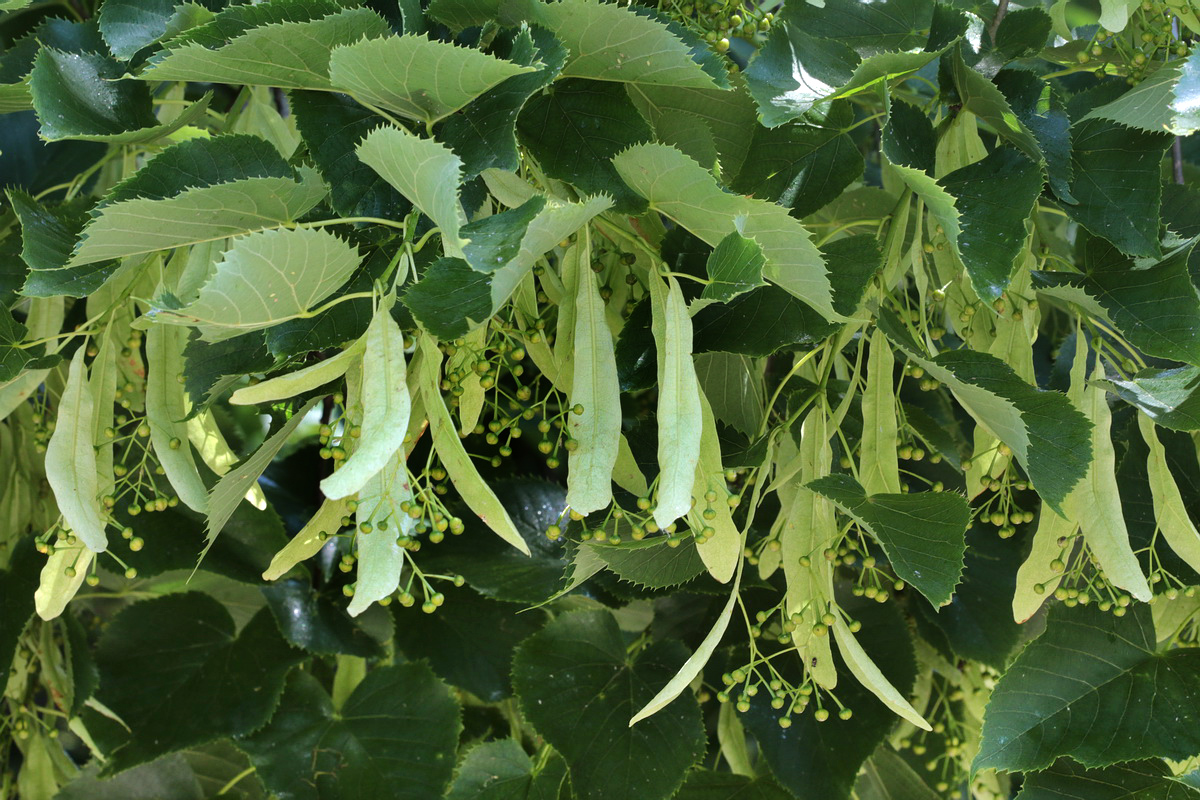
[2,0,1200,798]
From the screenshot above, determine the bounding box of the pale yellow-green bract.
[264,497,354,581]
[1140,412,1200,575]
[349,450,414,616]
[649,271,701,529]
[419,335,530,555]
[45,349,108,553]
[321,306,411,499]
[860,329,901,495]
[146,325,208,512]
[566,266,621,516]
[230,342,361,406]
[35,545,93,621]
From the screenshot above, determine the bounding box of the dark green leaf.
[94,594,305,773]
[995,69,1075,203]
[975,603,1200,772]
[462,196,547,273]
[56,755,206,800]
[807,474,968,606]
[516,78,651,213]
[743,24,859,128]
[914,523,1024,668]
[674,771,794,800]
[402,256,492,339]
[290,90,410,219]
[446,739,568,800]
[942,147,1043,302]
[418,479,570,604]
[98,0,221,60]
[853,748,941,800]
[692,285,835,356]
[586,536,706,589]
[391,585,543,701]
[440,26,567,178]
[1033,236,1200,366]
[945,52,1043,164]
[925,4,969,54]
[1102,366,1200,431]
[701,231,767,303]
[238,665,461,800]
[993,7,1052,60]
[1015,759,1200,800]
[0,308,32,382]
[1064,117,1171,258]
[8,191,118,297]
[182,330,275,411]
[883,98,935,174]
[29,48,157,140]
[781,0,933,54]
[825,233,882,317]
[878,308,1092,515]
[512,610,705,800]
[741,592,918,800]
[261,579,383,657]
[0,538,39,683]
[161,0,346,50]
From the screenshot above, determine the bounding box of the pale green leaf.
[613,143,837,321]
[566,265,621,516]
[419,335,530,555]
[358,125,467,257]
[1139,412,1200,576]
[348,450,414,616]
[1083,55,1200,136]
[860,329,900,495]
[45,349,107,553]
[230,341,361,406]
[158,227,362,341]
[146,324,208,513]
[330,34,535,124]
[650,271,701,529]
[517,0,724,89]
[321,305,411,499]
[70,176,326,267]
[263,496,351,581]
[141,8,391,90]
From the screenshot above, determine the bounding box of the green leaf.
[183,331,275,411]
[358,125,466,257]
[289,91,410,219]
[321,307,410,498]
[626,80,758,180]
[512,610,705,800]
[613,143,836,321]
[0,538,41,683]
[1015,759,1200,800]
[156,228,361,340]
[94,594,305,773]
[392,585,542,701]
[98,0,216,61]
[1084,53,1200,136]
[239,665,461,800]
[995,69,1075,203]
[945,51,1044,164]
[403,257,492,338]
[1064,117,1171,258]
[31,48,209,144]
[807,474,967,607]
[585,537,705,589]
[1033,236,1200,367]
[447,741,568,800]
[781,0,933,53]
[329,34,536,124]
[701,231,767,303]
[261,579,383,658]
[517,78,651,213]
[70,175,326,268]
[1102,366,1200,431]
[694,352,764,437]
[675,771,793,800]
[877,308,1092,515]
[439,26,568,178]
[45,349,107,552]
[976,603,1200,773]
[566,265,621,515]
[992,7,1053,60]
[743,23,860,127]
[142,7,391,90]
[461,196,547,273]
[941,147,1043,302]
[7,191,118,298]
[516,0,725,89]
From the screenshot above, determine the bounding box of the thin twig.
[987,0,1010,44]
